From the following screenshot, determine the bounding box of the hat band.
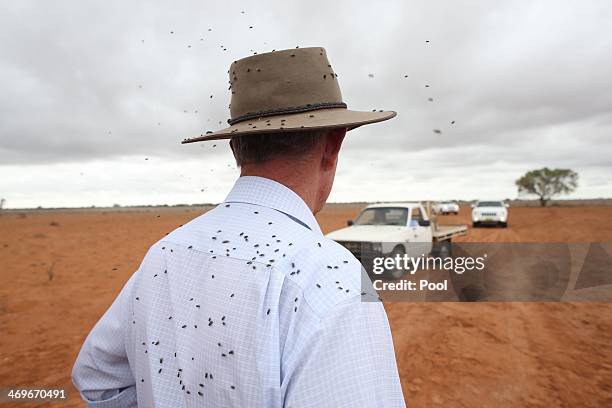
[227,102,347,125]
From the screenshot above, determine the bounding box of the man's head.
[181,47,396,212]
[230,128,347,214]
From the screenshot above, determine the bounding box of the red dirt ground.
[1,204,611,407]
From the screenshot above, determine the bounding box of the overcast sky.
[1,0,611,208]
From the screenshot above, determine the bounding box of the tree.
[0,198,5,210]
[515,168,578,207]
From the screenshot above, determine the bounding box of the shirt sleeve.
[282,298,405,408]
[72,273,138,407]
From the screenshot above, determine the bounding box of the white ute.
[471,200,509,228]
[326,203,467,278]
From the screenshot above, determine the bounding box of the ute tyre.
[432,240,452,259]
[387,245,406,280]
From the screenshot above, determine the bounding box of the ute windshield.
[354,207,408,226]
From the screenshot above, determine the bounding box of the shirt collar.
[224,176,323,235]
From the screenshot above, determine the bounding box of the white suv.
[471,200,509,228]
[434,201,460,215]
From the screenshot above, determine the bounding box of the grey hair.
[230,129,329,167]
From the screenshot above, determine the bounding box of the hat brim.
[181,108,396,143]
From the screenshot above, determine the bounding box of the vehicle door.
[407,206,433,257]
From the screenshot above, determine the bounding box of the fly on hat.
[182,47,396,143]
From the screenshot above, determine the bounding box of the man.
[73,47,405,407]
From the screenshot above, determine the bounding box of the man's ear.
[321,128,347,170]
[229,138,241,167]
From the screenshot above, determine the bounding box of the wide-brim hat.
[182,47,396,143]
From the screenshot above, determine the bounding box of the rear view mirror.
[347,220,354,226]
[418,219,431,227]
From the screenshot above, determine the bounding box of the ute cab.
[326,203,434,260]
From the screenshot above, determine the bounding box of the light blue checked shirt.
[72,176,405,407]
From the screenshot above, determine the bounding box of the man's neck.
[240,162,320,214]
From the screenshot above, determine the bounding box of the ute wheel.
[432,240,452,259]
[500,222,508,228]
[472,222,480,228]
[387,245,406,280]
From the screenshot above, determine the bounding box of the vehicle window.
[409,207,423,226]
[354,208,408,226]
[477,201,503,207]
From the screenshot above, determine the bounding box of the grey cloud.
[0,0,611,206]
